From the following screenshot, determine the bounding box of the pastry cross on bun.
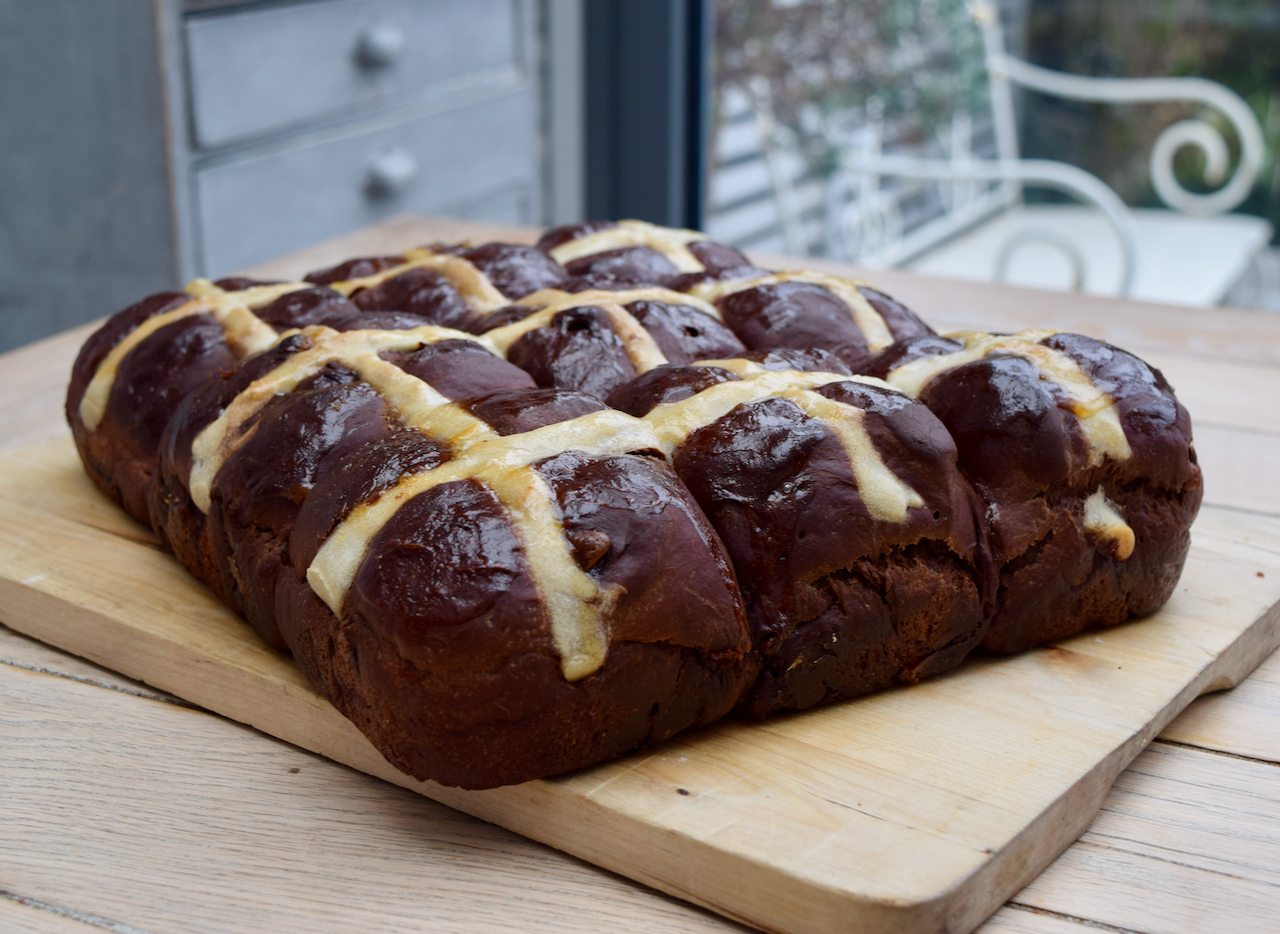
[65,218,1202,788]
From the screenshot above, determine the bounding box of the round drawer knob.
[366,147,419,198]
[356,22,407,69]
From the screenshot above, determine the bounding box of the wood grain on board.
[7,640,1276,934]
[0,661,748,934]
[6,618,1277,934]
[1,433,1277,934]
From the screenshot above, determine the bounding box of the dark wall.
[584,0,708,228]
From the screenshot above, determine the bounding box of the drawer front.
[186,0,526,149]
[194,89,538,275]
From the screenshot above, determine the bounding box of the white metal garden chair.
[796,1,1273,306]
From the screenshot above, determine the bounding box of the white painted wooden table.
[2,216,1277,934]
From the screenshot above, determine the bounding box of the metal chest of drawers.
[175,0,544,275]
[0,0,558,352]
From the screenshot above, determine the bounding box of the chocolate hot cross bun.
[866,330,1203,653]
[472,287,746,400]
[66,218,1201,788]
[685,272,936,372]
[610,360,992,716]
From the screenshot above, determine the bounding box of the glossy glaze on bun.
[66,220,1202,788]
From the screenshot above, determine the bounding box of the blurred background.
[2,0,1277,353]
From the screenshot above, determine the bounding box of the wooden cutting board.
[2,435,1278,934]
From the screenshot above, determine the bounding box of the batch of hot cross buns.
[67,219,1203,788]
